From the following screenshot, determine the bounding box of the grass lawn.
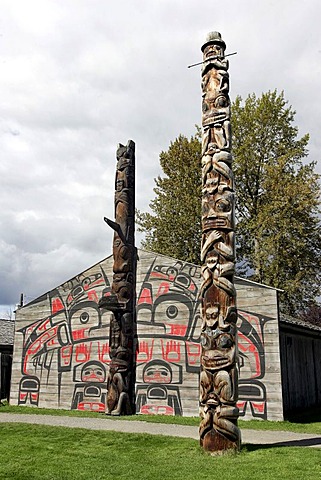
[0,423,320,480]
[1,403,321,434]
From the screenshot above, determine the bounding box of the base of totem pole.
[200,430,240,455]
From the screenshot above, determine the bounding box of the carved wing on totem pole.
[99,140,136,416]
[199,32,241,453]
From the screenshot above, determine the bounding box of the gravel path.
[1,413,321,448]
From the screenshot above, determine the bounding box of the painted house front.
[10,250,283,420]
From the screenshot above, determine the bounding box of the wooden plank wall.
[10,249,284,420]
[236,280,283,421]
[135,251,283,420]
[135,250,202,417]
[280,331,321,415]
[10,256,114,411]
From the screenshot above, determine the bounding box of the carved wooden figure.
[199,32,241,452]
[99,140,136,415]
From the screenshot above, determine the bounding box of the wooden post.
[199,32,241,453]
[99,140,136,415]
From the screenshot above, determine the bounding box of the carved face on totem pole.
[199,31,240,451]
[202,303,220,329]
[115,178,129,232]
[203,41,224,61]
[200,324,236,371]
[114,144,134,239]
[112,236,130,272]
[110,142,135,309]
[204,303,220,328]
[112,272,133,305]
[201,31,228,71]
[201,33,230,153]
[202,302,237,330]
[202,82,230,127]
[202,190,234,231]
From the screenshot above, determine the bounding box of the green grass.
[0,423,320,480]
[1,403,321,434]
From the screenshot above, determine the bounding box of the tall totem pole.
[99,140,136,415]
[199,32,241,452]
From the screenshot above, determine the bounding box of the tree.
[232,90,321,314]
[137,133,202,264]
[301,304,321,328]
[138,91,321,314]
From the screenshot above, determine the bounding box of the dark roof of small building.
[0,318,15,345]
[279,313,321,334]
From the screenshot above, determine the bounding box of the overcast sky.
[1,0,320,316]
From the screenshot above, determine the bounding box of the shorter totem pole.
[99,140,136,415]
[199,32,241,453]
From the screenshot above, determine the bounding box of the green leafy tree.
[137,133,202,264]
[138,91,321,314]
[301,303,321,327]
[232,90,321,314]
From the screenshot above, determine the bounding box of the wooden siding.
[280,331,321,416]
[10,249,283,420]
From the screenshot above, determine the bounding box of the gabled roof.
[19,248,280,310]
[0,318,15,345]
[139,249,281,291]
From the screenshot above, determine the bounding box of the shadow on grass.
[243,436,321,451]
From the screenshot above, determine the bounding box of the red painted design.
[83,279,104,291]
[156,282,170,298]
[137,340,154,363]
[72,328,89,341]
[61,345,73,366]
[19,392,27,402]
[25,321,42,342]
[52,298,64,314]
[238,331,262,378]
[140,404,174,415]
[161,340,181,362]
[167,324,188,336]
[138,287,153,306]
[87,290,99,303]
[75,343,92,363]
[37,319,51,332]
[251,402,265,414]
[143,364,172,384]
[98,342,110,363]
[77,402,105,412]
[186,342,201,365]
[150,272,169,280]
[27,327,59,355]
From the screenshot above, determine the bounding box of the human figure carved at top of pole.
[199,31,241,453]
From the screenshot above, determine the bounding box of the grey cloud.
[1,0,320,315]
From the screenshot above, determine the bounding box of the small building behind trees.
[10,249,320,420]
